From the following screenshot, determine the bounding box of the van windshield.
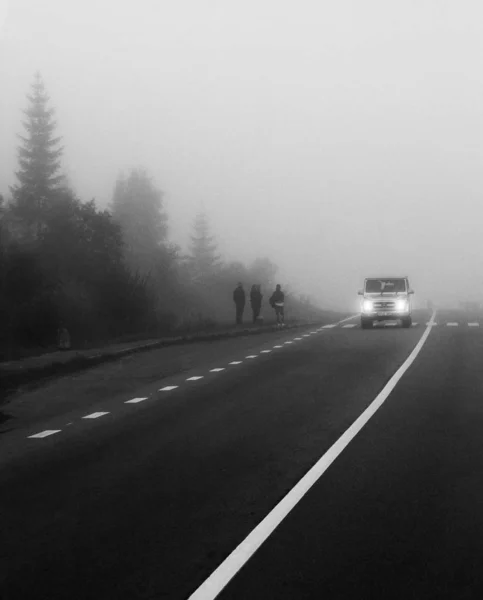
[365,279,406,293]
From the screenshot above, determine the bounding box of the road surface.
[2,309,483,599]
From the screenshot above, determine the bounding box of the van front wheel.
[361,318,373,329]
[402,316,412,328]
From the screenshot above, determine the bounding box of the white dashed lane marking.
[28,430,61,439]
[25,320,360,440]
[468,323,480,327]
[447,323,459,327]
[342,324,356,328]
[82,412,110,419]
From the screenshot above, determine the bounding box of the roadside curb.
[0,317,344,397]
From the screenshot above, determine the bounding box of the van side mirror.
[409,290,415,295]
[357,290,363,295]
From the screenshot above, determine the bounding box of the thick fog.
[2,0,483,311]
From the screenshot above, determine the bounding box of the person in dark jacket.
[233,282,246,325]
[269,284,285,326]
[250,284,263,324]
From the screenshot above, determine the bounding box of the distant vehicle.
[358,276,414,329]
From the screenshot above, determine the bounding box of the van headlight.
[363,300,373,312]
[396,299,408,311]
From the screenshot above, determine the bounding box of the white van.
[358,277,414,329]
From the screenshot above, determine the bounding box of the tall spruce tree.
[189,211,220,282]
[10,72,63,239]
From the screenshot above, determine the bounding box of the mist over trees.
[189,211,221,284]
[110,169,169,279]
[1,75,323,360]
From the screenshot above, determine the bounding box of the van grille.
[373,301,396,309]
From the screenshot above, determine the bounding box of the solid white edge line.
[339,314,359,324]
[188,311,437,600]
[28,430,62,439]
[321,313,359,329]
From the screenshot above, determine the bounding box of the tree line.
[0,74,321,360]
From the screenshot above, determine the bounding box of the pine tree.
[10,73,64,239]
[189,211,221,283]
[110,168,169,278]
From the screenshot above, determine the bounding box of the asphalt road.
[2,309,483,599]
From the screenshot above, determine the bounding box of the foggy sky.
[2,0,483,311]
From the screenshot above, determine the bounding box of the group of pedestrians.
[233,282,285,326]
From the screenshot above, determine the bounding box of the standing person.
[233,282,246,325]
[250,284,263,324]
[269,284,285,327]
